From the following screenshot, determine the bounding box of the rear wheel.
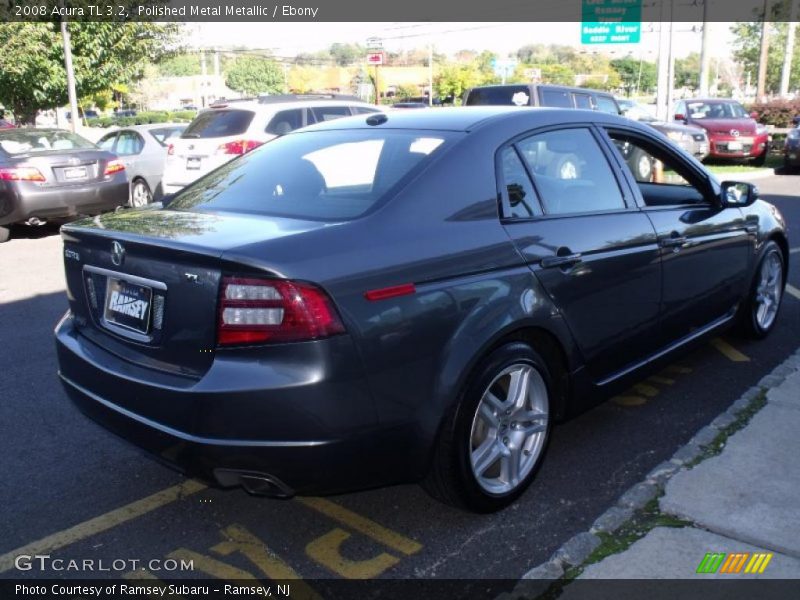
[738,241,784,339]
[130,179,152,207]
[423,342,552,512]
[0,225,9,243]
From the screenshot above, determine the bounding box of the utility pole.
[780,1,798,97]
[756,0,772,101]
[698,1,711,96]
[428,42,433,106]
[655,1,672,120]
[60,20,80,132]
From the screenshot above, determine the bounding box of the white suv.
[162,95,379,195]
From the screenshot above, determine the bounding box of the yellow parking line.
[612,395,647,406]
[664,365,692,375]
[647,375,675,385]
[710,338,750,362]
[632,383,659,397]
[786,284,800,301]
[0,479,205,573]
[297,497,422,556]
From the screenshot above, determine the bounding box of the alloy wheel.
[469,363,549,495]
[131,181,152,207]
[754,249,783,330]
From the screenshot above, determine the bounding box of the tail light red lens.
[218,276,345,346]
[217,140,263,155]
[103,160,125,176]
[167,143,174,156]
[0,166,45,182]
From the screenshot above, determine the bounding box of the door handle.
[660,235,687,248]
[540,253,583,269]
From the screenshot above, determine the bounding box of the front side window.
[595,96,620,115]
[516,128,625,215]
[606,130,708,206]
[168,130,453,221]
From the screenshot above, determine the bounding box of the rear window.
[182,110,254,139]
[149,126,186,146]
[465,86,532,106]
[168,130,453,221]
[0,130,95,155]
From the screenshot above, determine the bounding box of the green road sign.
[581,0,641,44]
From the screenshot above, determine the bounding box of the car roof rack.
[257,93,364,104]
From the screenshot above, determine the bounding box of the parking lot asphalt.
[1,173,798,584]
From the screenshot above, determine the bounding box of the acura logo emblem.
[730,129,740,137]
[110,241,125,266]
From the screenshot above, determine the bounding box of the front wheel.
[738,241,785,339]
[423,342,552,512]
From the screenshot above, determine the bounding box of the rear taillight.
[103,160,125,176]
[218,276,345,346]
[0,166,45,182]
[217,140,263,155]
[167,143,174,156]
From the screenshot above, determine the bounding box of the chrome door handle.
[661,236,687,248]
[540,253,582,269]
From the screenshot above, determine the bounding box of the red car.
[673,98,770,165]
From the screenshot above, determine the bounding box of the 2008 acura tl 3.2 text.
[55,107,788,512]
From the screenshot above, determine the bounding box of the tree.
[329,43,363,67]
[225,56,284,96]
[731,18,800,95]
[674,53,701,91]
[610,57,657,95]
[157,54,201,77]
[0,22,179,124]
[434,63,485,103]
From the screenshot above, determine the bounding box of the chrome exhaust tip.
[213,468,294,499]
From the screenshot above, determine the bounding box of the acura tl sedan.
[55,108,788,512]
[0,129,128,243]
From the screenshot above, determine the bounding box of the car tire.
[752,148,768,167]
[0,225,10,243]
[130,179,153,207]
[629,148,654,181]
[737,241,785,339]
[423,342,553,512]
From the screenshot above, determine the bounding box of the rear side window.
[516,128,625,215]
[539,89,572,108]
[265,109,303,135]
[115,131,144,155]
[351,106,380,115]
[466,86,532,106]
[182,110,254,139]
[596,96,620,115]
[573,93,593,109]
[168,130,453,221]
[311,105,354,122]
[500,147,539,218]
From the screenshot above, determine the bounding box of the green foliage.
[225,56,284,96]
[434,63,487,102]
[0,22,179,124]
[394,84,420,99]
[610,57,657,95]
[329,43,364,67]
[731,21,800,95]
[86,109,197,128]
[674,53,701,91]
[539,64,577,86]
[157,53,201,77]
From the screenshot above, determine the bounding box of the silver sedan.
[97,124,186,206]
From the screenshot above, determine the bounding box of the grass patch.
[685,389,767,468]
[703,154,782,175]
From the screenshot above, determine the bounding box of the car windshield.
[182,109,254,138]
[0,130,95,155]
[685,101,748,119]
[168,129,454,221]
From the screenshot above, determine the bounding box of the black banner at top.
[1,0,799,22]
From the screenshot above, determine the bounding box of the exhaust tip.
[26,217,47,226]
[213,468,294,499]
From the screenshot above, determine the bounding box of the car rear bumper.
[785,146,800,166]
[55,313,423,495]
[0,175,128,226]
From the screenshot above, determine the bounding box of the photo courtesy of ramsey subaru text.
[55,108,788,512]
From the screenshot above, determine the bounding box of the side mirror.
[674,113,686,122]
[750,111,759,120]
[720,181,758,207]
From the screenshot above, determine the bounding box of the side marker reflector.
[364,284,416,302]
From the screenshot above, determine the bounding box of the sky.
[192,21,737,60]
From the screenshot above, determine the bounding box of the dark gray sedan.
[0,129,128,242]
[55,108,788,512]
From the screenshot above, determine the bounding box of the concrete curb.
[711,168,777,181]
[503,346,800,596]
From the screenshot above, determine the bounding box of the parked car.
[619,98,710,167]
[0,129,127,243]
[392,102,429,109]
[464,84,622,115]
[56,108,788,511]
[0,110,15,129]
[161,95,380,195]
[115,109,138,119]
[98,123,187,206]
[66,109,100,122]
[784,127,800,172]
[673,98,770,165]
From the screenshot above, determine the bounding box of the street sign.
[366,37,383,50]
[366,52,384,65]
[581,0,641,44]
